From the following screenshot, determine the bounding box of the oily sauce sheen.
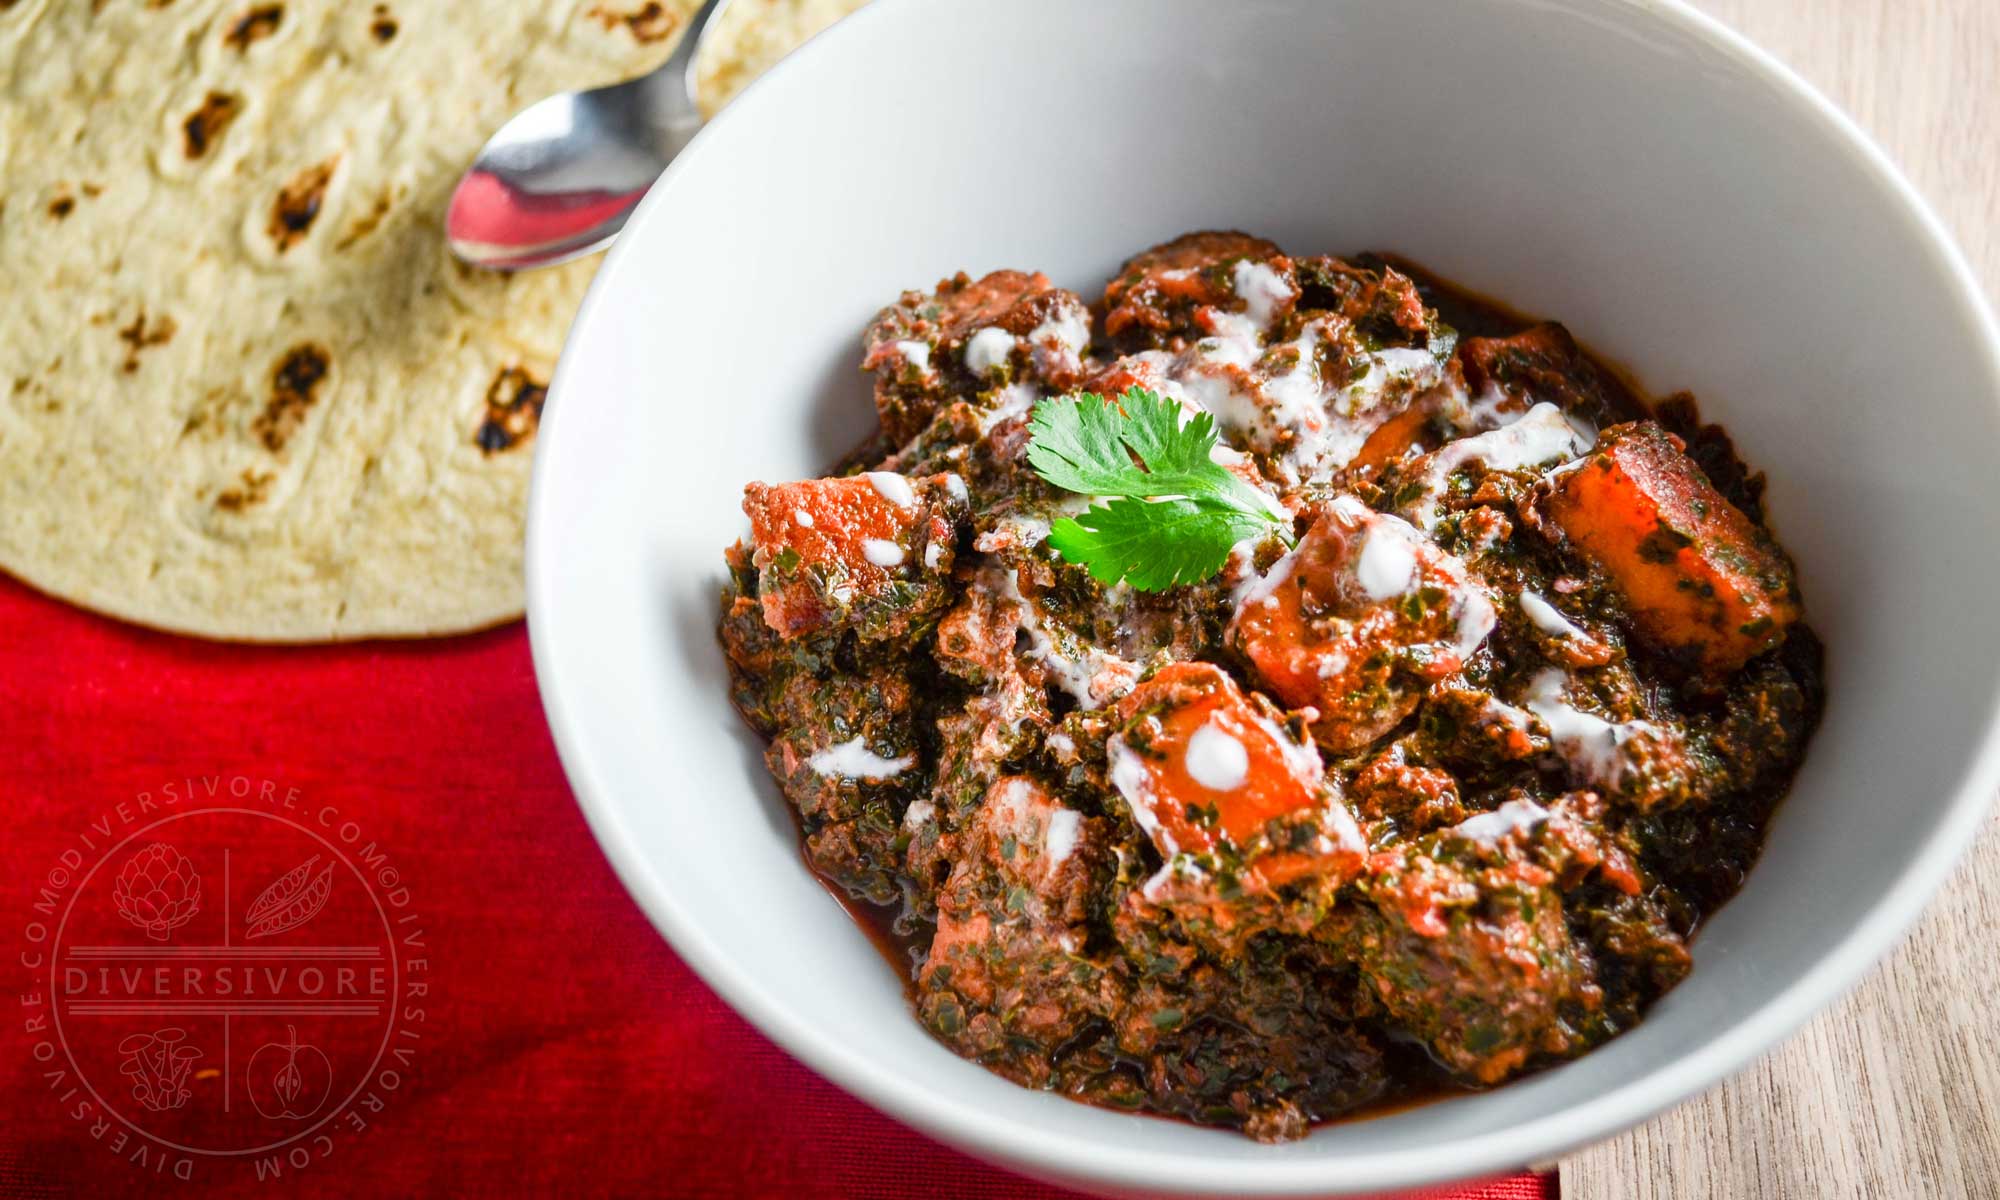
[722,233,1822,1141]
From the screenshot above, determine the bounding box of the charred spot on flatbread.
[117,312,177,373]
[333,190,393,251]
[585,3,677,43]
[48,193,74,219]
[269,158,336,251]
[475,366,547,454]
[183,92,242,159]
[214,468,275,512]
[250,343,330,452]
[224,4,283,51]
[369,4,397,41]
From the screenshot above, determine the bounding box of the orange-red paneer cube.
[1347,400,1437,474]
[1229,498,1496,753]
[742,471,961,640]
[1108,662,1361,889]
[1539,421,1799,679]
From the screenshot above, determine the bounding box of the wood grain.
[1560,2,2000,1197]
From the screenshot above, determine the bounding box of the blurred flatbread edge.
[0,0,865,641]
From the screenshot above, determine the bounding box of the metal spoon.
[446,0,731,270]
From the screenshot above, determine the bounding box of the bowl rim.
[525,0,2000,1192]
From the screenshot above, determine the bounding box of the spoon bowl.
[446,0,728,270]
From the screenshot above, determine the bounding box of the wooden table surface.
[1560,2,2000,1196]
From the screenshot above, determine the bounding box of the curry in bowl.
[717,232,1821,1141]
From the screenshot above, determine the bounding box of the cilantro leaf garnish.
[1048,496,1281,590]
[1026,387,1291,590]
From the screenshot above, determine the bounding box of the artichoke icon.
[112,843,201,941]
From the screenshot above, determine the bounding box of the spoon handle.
[657,0,733,113]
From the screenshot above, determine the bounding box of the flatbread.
[0,0,865,640]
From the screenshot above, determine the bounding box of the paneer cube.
[1108,662,1362,895]
[1229,498,1497,752]
[1347,398,1439,475]
[1538,421,1800,679]
[741,471,963,641]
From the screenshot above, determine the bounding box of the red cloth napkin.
[0,574,1554,1199]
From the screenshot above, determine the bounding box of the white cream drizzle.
[808,738,914,780]
[1519,590,1587,639]
[1185,720,1250,791]
[1464,381,1520,431]
[993,566,1139,709]
[1453,589,1499,660]
[1028,307,1090,355]
[1333,497,1496,659]
[1403,402,1593,529]
[988,776,1037,825]
[1354,525,1418,600]
[972,494,1090,553]
[1314,650,1351,679]
[1140,854,1209,902]
[1331,347,1441,425]
[1481,696,1535,733]
[974,514,1049,552]
[1173,320,1453,487]
[1320,794,1367,857]
[1107,737,1174,854]
[975,381,1038,433]
[793,508,814,528]
[964,327,1016,375]
[1230,544,1297,619]
[1044,808,1082,866]
[862,538,905,567]
[1248,706,1325,784]
[1453,798,1551,843]
[864,471,917,509]
[1231,259,1296,332]
[1523,669,1664,791]
[1112,713,1357,893]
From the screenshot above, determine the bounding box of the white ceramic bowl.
[526,0,2000,1193]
